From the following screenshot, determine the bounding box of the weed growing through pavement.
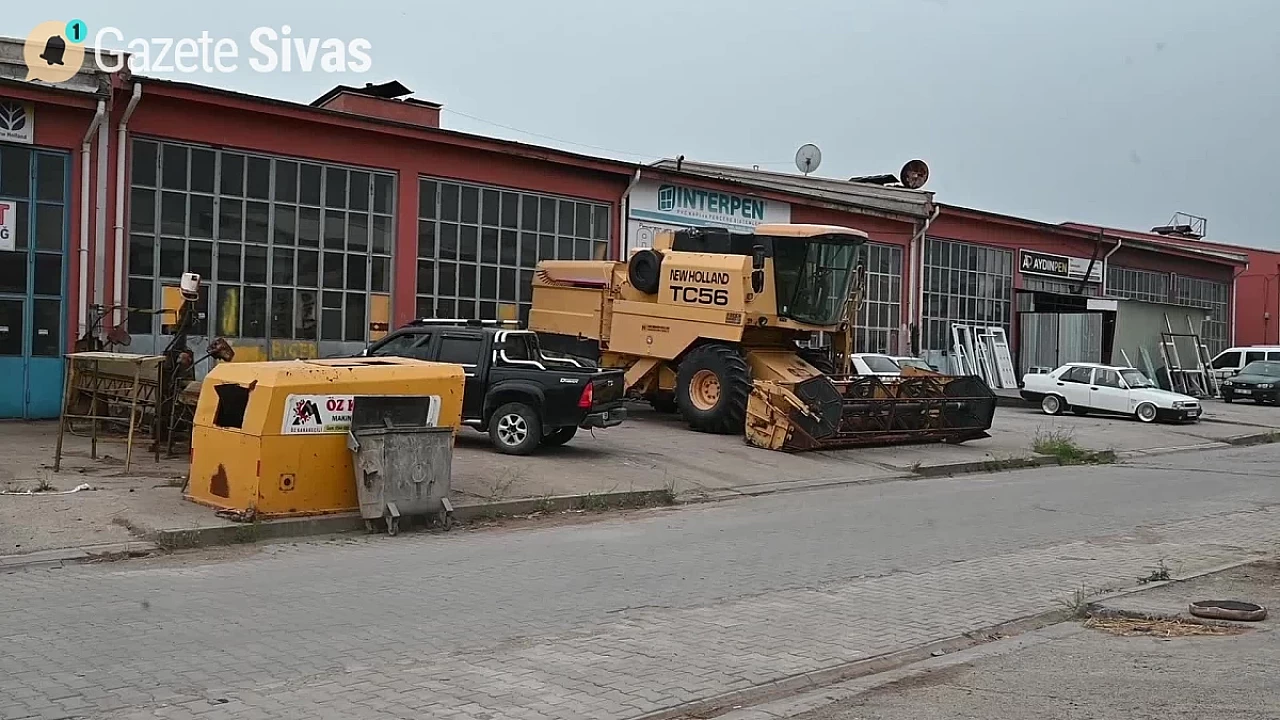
[1138,558,1173,584]
[1032,428,1116,466]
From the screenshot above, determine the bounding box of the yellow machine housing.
[529,223,996,452]
[186,357,465,517]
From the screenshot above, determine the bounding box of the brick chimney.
[311,80,441,128]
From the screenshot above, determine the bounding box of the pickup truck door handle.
[1056,382,1064,387]
[1090,387,1099,390]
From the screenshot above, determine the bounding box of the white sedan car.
[1019,362,1202,423]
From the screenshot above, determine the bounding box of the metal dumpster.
[187,358,464,518]
[347,395,456,536]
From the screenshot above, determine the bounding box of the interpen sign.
[627,178,790,252]
[1019,249,1103,284]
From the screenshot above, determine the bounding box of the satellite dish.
[795,144,822,176]
[900,159,930,189]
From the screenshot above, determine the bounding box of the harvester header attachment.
[744,373,998,452]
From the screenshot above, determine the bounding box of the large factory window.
[921,238,1014,352]
[415,178,610,326]
[855,242,903,353]
[128,139,395,346]
[1175,275,1230,353]
[1106,266,1171,304]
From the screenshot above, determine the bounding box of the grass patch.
[1058,585,1095,619]
[1033,428,1116,466]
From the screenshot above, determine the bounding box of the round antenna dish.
[795,144,822,176]
[900,159,930,189]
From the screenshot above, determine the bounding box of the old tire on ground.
[542,426,578,447]
[1041,394,1065,416]
[676,344,752,435]
[649,393,679,413]
[489,401,543,455]
[1189,600,1268,622]
[798,349,837,375]
[1135,402,1158,423]
[628,249,663,294]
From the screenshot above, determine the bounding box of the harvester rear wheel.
[676,344,751,434]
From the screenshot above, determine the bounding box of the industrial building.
[2,36,1277,418]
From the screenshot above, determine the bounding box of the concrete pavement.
[3,442,1280,719]
[770,562,1280,720]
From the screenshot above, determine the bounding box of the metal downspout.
[1101,237,1123,294]
[112,83,143,328]
[620,167,641,256]
[907,204,940,354]
[93,103,111,323]
[78,101,106,337]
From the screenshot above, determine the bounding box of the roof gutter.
[78,100,107,338]
[112,82,143,329]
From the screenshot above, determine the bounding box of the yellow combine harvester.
[529,223,996,452]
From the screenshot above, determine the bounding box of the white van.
[1209,346,1280,379]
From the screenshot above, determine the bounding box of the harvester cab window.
[773,237,859,326]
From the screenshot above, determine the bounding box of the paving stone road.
[3,444,1280,720]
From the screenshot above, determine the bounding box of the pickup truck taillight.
[578,382,593,409]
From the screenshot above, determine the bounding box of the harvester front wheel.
[676,344,751,434]
[798,349,837,375]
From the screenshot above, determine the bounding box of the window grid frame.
[855,242,904,354]
[127,137,396,343]
[415,176,611,325]
[921,237,1014,353]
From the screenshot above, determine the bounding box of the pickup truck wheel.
[677,344,751,434]
[1134,402,1159,423]
[542,426,578,447]
[1041,394,1065,416]
[490,402,542,455]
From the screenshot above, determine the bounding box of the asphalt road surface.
[3,444,1280,720]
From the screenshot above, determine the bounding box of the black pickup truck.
[360,320,626,454]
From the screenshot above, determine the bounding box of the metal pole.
[124,360,142,473]
[53,358,74,472]
[90,359,100,459]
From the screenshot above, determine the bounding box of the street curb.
[136,488,675,550]
[642,555,1267,720]
[1224,431,1280,447]
[0,540,160,573]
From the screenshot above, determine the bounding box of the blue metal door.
[0,143,70,419]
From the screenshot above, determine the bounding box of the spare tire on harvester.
[676,344,753,434]
[628,249,663,294]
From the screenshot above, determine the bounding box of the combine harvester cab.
[529,223,997,453]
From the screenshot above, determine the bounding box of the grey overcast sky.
[9,1,1279,247]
